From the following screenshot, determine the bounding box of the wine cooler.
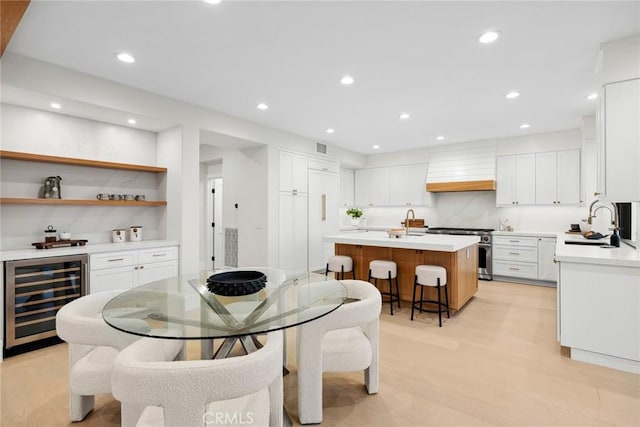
[4,254,87,349]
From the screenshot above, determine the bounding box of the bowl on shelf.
[58,232,71,240]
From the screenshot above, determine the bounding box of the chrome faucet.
[404,208,415,235]
[587,200,619,228]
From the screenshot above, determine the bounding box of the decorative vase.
[351,218,360,227]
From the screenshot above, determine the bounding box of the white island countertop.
[0,240,179,262]
[324,231,479,252]
[555,233,640,268]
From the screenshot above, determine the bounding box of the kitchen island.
[323,231,479,311]
[555,236,640,373]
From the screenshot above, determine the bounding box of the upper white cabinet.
[355,168,390,206]
[535,150,581,205]
[339,168,355,207]
[279,151,308,193]
[355,164,430,207]
[596,79,640,201]
[496,154,536,206]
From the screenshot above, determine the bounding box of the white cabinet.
[339,168,354,207]
[89,245,179,294]
[278,192,308,271]
[354,169,372,207]
[279,151,308,193]
[537,237,557,282]
[535,150,581,205]
[496,154,536,206]
[308,168,339,272]
[596,79,640,201]
[355,168,389,207]
[493,234,557,283]
[388,164,432,206]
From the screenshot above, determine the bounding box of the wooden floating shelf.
[0,198,167,206]
[0,150,167,173]
[426,180,496,192]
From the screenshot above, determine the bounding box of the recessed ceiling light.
[478,30,501,44]
[127,119,137,125]
[505,91,520,99]
[372,145,380,149]
[520,123,531,129]
[325,128,335,134]
[50,102,61,109]
[115,52,136,63]
[399,113,411,120]
[340,75,355,86]
[257,103,269,110]
[436,135,445,141]
[586,93,598,100]
[203,0,222,4]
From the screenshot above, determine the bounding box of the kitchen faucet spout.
[404,208,415,235]
[587,200,619,228]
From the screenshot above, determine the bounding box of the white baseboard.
[571,348,639,374]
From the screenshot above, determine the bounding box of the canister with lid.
[44,225,57,242]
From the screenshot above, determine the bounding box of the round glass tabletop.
[102,268,348,339]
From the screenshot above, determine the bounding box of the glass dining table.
[102,268,348,359]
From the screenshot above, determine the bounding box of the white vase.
[351,218,360,226]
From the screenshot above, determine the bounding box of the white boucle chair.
[56,290,146,422]
[112,329,284,427]
[296,279,382,424]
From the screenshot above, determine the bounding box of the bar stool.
[368,260,400,315]
[411,265,450,327]
[325,255,354,280]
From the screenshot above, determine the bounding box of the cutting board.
[32,239,88,249]
[406,219,425,227]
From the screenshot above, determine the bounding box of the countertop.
[0,240,179,261]
[324,231,479,252]
[555,234,640,268]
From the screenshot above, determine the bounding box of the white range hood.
[426,140,497,192]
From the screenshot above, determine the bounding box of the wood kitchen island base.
[335,243,478,311]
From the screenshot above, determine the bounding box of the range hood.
[425,140,497,193]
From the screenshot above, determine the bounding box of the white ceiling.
[5,1,639,154]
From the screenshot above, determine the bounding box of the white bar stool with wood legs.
[411,265,450,327]
[325,255,354,280]
[368,260,400,315]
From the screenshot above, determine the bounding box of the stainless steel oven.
[425,227,493,280]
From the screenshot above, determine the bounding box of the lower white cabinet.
[89,245,179,293]
[278,192,308,271]
[492,234,557,283]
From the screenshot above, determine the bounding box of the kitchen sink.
[564,240,608,246]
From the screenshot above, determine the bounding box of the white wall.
[1,104,163,249]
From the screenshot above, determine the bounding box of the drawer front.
[91,251,138,270]
[308,158,339,174]
[493,235,538,247]
[493,260,538,279]
[139,246,179,264]
[493,245,538,262]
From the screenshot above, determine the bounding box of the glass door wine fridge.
[4,254,87,349]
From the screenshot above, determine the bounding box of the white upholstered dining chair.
[296,279,381,424]
[112,329,284,427]
[56,290,146,422]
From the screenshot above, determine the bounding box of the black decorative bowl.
[206,271,267,296]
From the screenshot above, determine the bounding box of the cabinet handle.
[509,252,520,255]
[553,256,558,264]
[321,194,326,221]
[108,258,124,262]
[509,240,520,243]
[152,253,166,257]
[139,265,144,269]
[134,266,139,270]
[509,267,520,271]
[594,192,601,196]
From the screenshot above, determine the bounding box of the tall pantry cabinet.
[278,152,308,271]
[308,159,339,272]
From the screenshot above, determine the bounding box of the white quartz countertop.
[324,231,479,252]
[0,240,179,261]
[492,230,558,238]
[555,234,640,268]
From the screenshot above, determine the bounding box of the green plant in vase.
[346,207,363,226]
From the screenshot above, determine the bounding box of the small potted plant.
[346,207,363,226]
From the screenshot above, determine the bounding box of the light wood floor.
[2,281,639,426]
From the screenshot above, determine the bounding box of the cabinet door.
[90,265,135,293]
[514,154,536,205]
[308,170,339,272]
[370,168,390,206]
[604,79,640,201]
[279,151,308,193]
[278,192,308,271]
[535,152,558,204]
[496,156,515,205]
[137,260,179,286]
[339,168,355,207]
[408,163,432,206]
[537,237,557,282]
[388,166,410,206]
[354,169,372,207]
[556,150,581,205]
